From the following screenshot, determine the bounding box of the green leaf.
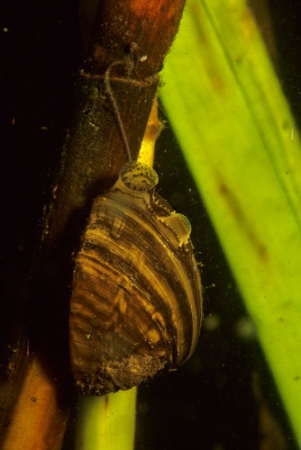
[161,0,301,445]
[75,389,137,450]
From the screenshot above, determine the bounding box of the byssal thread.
[104,46,140,163]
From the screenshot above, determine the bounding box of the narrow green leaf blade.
[75,389,137,450]
[161,0,301,444]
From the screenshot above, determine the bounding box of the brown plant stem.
[46,0,186,245]
[0,0,186,448]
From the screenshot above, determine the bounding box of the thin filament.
[104,61,133,162]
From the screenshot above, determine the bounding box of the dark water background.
[1,0,301,448]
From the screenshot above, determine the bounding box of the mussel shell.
[70,162,202,395]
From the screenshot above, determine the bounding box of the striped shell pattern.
[69,162,202,395]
